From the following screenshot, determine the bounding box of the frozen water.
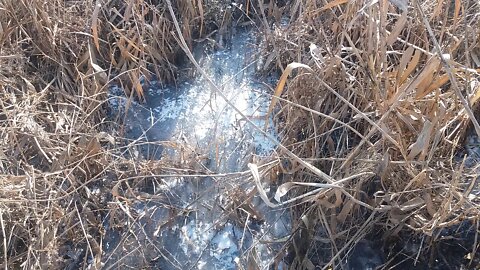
[103,29,290,269]
[109,33,277,165]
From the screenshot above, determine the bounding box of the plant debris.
[262,0,480,268]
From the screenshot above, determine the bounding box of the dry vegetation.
[263,0,480,268]
[1,0,480,269]
[0,0,225,268]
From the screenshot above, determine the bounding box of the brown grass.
[0,0,227,268]
[1,0,480,269]
[259,0,480,268]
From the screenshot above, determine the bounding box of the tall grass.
[260,0,480,267]
[0,0,221,268]
[1,0,479,268]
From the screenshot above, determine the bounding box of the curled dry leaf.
[274,182,296,202]
[265,62,312,124]
[248,163,276,208]
[274,181,340,203]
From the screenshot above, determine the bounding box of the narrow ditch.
[104,28,290,269]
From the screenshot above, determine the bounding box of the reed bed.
[0,0,228,268]
[260,0,480,268]
[1,0,480,269]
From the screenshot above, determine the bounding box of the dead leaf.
[399,197,424,212]
[91,2,102,52]
[453,0,462,27]
[432,0,445,19]
[265,62,312,124]
[389,207,407,225]
[274,182,296,202]
[111,182,125,200]
[424,192,436,217]
[309,43,325,64]
[376,151,390,181]
[86,137,102,156]
[274,181,339,203]
[249,163,276,208]
[469,79,480,105]
[418,73,449,99]
[407,120,433,160]
[387,11,408,46]
[320,0,349,11]
[396,46,414,82]
[337,199,354,223]
[399,49,422,85]
[97,132,115,145]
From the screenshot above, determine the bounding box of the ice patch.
[104,29,289,269]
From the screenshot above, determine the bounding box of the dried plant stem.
[0,209,7,270]
[414,0,480,137]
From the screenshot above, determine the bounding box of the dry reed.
[1,0,479,269]
[0,0,230,268]
[259,0,480,268]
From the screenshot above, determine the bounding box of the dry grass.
[259,0,480,268]
[1,0,480,269]
[0,0,231,268]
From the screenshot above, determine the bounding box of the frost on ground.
[103,29,290,269]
